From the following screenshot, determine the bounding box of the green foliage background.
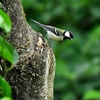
[22,0,100,100]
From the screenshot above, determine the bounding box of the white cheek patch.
[65,31,70,37]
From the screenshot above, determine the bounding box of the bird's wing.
[31,20,63,36]
[44,25,63,36]
[56,28,65,34]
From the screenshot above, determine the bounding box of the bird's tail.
[31,19,44,28]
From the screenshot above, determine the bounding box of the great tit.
[31,20,74,41]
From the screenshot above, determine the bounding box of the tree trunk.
[1,0,56,100]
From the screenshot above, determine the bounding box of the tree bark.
[1,0,56,100]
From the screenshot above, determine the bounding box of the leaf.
[0,76,12,98]
[0,9,12,34]
[83,90,100,100]
[0,97,12,100]
[0,36,19,65]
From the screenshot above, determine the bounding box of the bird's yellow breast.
[47,30,63,41]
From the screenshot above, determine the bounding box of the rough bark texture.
[1,0,56,100]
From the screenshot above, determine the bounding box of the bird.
[31,19,74,41]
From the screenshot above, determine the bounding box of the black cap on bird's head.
[63,31,74,40]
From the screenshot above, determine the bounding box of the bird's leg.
[42,31,52,47]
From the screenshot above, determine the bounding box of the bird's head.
[63,31,74,40]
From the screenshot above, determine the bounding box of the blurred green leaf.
[91,7,100,18]
[62,92,76,100]
[56,58,74,80]
[0,36,19,65]
[0,76,12,98]
[0,97,12,100]
[83,90,100,100]
[54,77,67,91]
[73,58,100,80]
[0,9,12,34]
[83,26,100,53]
